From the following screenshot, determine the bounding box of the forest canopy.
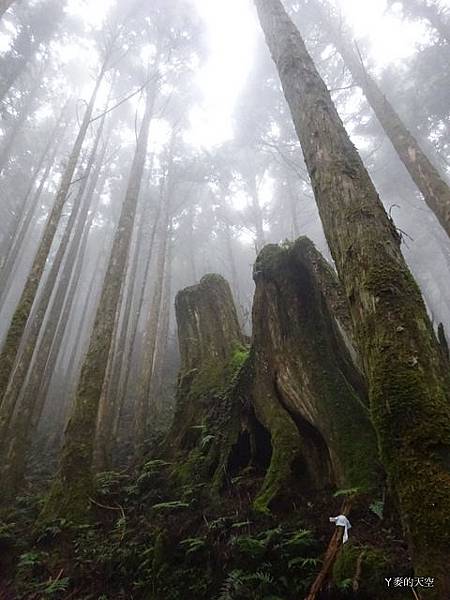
[0,0,449,599]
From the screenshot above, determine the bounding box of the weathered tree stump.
[251,238,379,511]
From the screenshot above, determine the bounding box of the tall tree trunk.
[254,0,450,594]
[41,83,156,523]
[0,65,105,406]
[148,240,172,423]
[224,222,240,304]
[94,195,155,472]
[34,141,111,432]
[0,75,42,176]
[110,192,163,455]
[187,205,197,282]
[315,0,450,238]
[0,0,14,19]
[0,0,64,101]
[249,176,266,252]
[0,112,111,498]
[0,104,69,297]
[134,198,170,452]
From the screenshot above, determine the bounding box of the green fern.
[179,537,207,554]
[151,500,190,511]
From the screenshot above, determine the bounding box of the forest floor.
[0,456,412,600]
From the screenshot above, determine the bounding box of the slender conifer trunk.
[315,0,450,238]
[41,83,156,522]
[0,65,105,405]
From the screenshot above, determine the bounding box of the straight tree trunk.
[0,112,111,498]
[0,65,105,406]
[110,191,163,453]
[0,104,69,297]
[41,83,156,523]
[0,0,64,101]
[93,196,151,471]
[249,176,266,252]
[254,0,450,594]
[315,0,450,238]
[134,199,170,452]
[224,222,240,305]
[34,141,111,430]
[0,75,42,176]
[148,241,172,422]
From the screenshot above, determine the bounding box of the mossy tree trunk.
[0,110,111,500]
[100,189,163,466]
[40,83,156,524]
[0,64,106,406]
[316,0,450,238]
[170,274,246,453]
[251,238,378,512]
[34,139,111,428]
[255,0,450,593]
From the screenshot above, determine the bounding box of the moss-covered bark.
[0,65,105,406]
[254,0,450,594]
[0,109,110,502]
[251,239,379,512]
[169,274,247,460]
[40,85,155,524]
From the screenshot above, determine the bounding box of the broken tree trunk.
[251,238,379,512]
[167,274,249,485]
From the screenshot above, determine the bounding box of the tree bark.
[109,190,163,459]
[148,241,172,423]
[0,111,111,498]
[93,194,153,471]
[0,103,69,300]
[35,141,111,431]
[40,83,155,523]
[315,0,450,238]
[254,0,450,593]
[134,202,170,452]
[0,65,105,406]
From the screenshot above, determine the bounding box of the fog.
[0,1,450,595]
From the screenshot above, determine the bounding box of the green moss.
[252,372,303,513]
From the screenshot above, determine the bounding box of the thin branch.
[89,73,160,124]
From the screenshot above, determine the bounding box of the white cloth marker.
[329,514,352,543]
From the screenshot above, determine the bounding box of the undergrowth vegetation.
[0,458,410,600]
